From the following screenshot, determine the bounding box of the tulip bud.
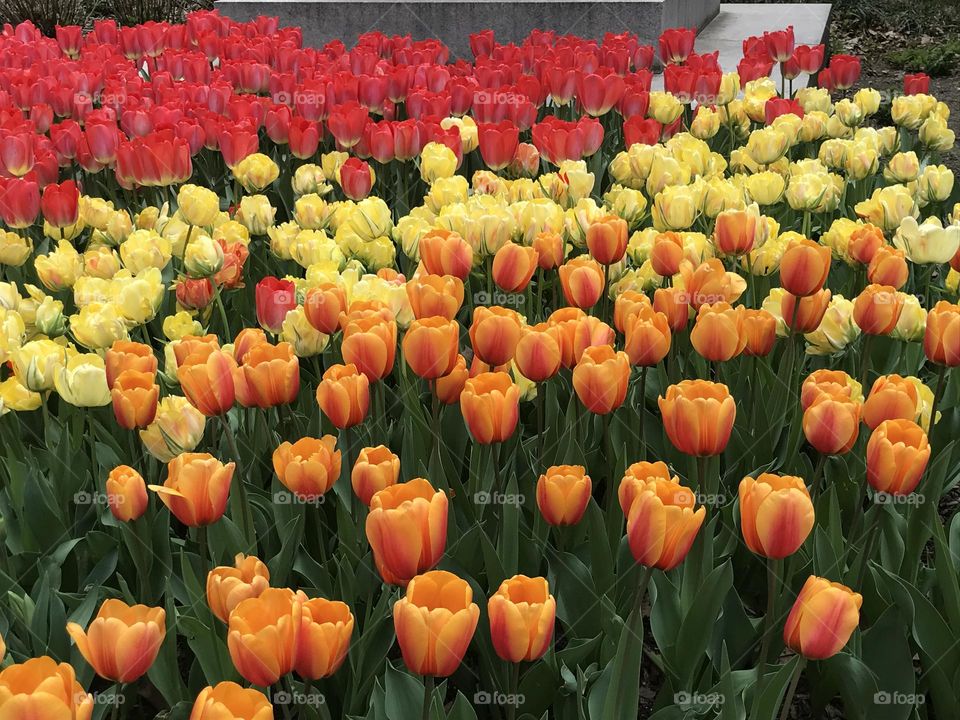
[190,681,273,720]
[150,453,235,526]
[780,237,831,296]
[403,316,459,379]
[659,380,736,456]
[295,596,355,679]
[586,215,629,265]
[206,555,271,623]
[273,436,341,501]
[573,345,630,414]
[924,301,960,366]
[862,374,920,429]
[802,393,861,455]
[559,257,605,309]
[853,284,904,335]
[488,575,556,662]
[227,588,301,686]
[536,465,592,526]
[460,371,520,444]
[783,576,861,659]
[435,354,469,405]
[866,419,930,496]
[493,242,539,293]
[624,473,705,569]
[470,306,523,367]
[781,289,832,333]
[514,325,562,383]
[690,302,746,362]
[66,599,165,682]
[739,474,815,558]
[105,465,149,522]
[352,445,401,505]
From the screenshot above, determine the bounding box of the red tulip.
[255,277,297,334]
[478,121,519,171]
[40,180,80,228]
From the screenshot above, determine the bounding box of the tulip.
[111,369,159,429]
[139,395,206,462]
[924,301,960,366]
[862,374,920,429]
[352,445,401,505]
[295,597,355,679]
[40,180,80,228]
[659,380,736,456]
[273,436,341,501]
[255,277,297,334]
[488,575,556,663]
[177,348,237,416]
[536,465,592,526]
[338,157,375,200]
[739,474,815,558]
[618,461,673,516]
[624,474,705,569]
[227,588,301,686]
[393,571,480,677]
[690,302,747,362]
[105,465,149,522]
[613,291,651,334]
[714,208,757,256]
[780,238,831,296]
[366,478,448,585]
[0,655,94,717]
[493,242,539,292]
[853,284,904,335]
[406,274,464,320]
[848,224,885,265]
[533,231,565,269]
[573,345,630,414]
[783,575,861,659]
[559,257,605,309]
[866,419,930,496]
[66,599,165,682]
[802,393,861,455]
[305,283,348,334]
[190,681,273,720]
[150,453,235,527]
[55,354,112,408]
[801,369,862,411]
[680,258,746,309]
[514,325,562,382]
[419,229,473,280]
[654,286,691,331]
[234,342,300,408]
[106,339,157,387]
[178,184,221,227]
[586,215,629,265]
[0,177,40,228]
[317,363,370,428]
[469,305,523,367]
[650,231,686,277]
[460,371,520,444]
[742,309,777,356]
[403,317,459,379]
[781,289,831,333]
[342,315,397,381]
[436,355,469,405]
[207,554,271,623]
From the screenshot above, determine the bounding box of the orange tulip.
[341,300,393,329]
[403,316,459,379]
[227,588,301,686]
[173,334,221,367]
[867,246,908,289]
[573,345,630,414]
[741,309,777,356]
[177,347,237,416]
[924,301,960,366]
[352,445,400,505]
[233,328,269,365]
[470,305,523,366]
[801,369,860,411]
[714,208,757,256]
[783,575,861,660]
[866,419,930,495]
[419,228,474,280]
[802,393,861,455]
[493,241,539,292]
[862,374,920,429]
[207,554,271,624]
[304,283,347,334]
[853,284,904,335]
[273,436,341,501]
[548,309,614,367]
[105,339,156,387]
[659,380,736,456]
[536,465,592,526]
[460,371,520,443]
[366,478,448,585]
[406,274,464,320]
[111,369,159,429]
[317,363,370,428]
[650,231,685,277]
[624,305,672,367]
[0,656,93,719]
[681,258,746,309]
[342,314,397,381]
[624,474,705,570]
[558,256,605,309]
[848,223,885,265]
[233,342,300,408]
[690,302,746,361]
[533,231,564,269]
[105,465,148,522]
[488,575,556,663]
[586,214,629,265]
[780,237,831,296]
[618,460,673,516]
[66,599,165,683]
[739,474,815,559]
[613,291,651,334]
[393,570,480,677]
[781,289,831,333]
[654,286,691,331]
[514,324,561,382]
[150,452,235,526]
[190,681,273,720]
[295,597,354,680]
[435,354,469,405]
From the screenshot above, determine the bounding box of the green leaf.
[384,662,427,720]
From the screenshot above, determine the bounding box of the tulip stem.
[506,661,521,720]
[536,384,545,469]
[421,674,434,720]
[930,363,948,446]
[637,367,647,460]
[853,504,882,586]
[778,658,806,720]
[808,453,827,498]
[756,557,782,672]
[219,414,256,552]
[212,283,232,341]
[859,333,874,391]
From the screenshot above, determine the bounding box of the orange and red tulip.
[867,246,908,289]
[680,258,746,308]
[781,289,831,333]
[0,656,93,719]
[690,302,746,362]
[366,478,448,585]
[779,238,831,296]
[177,347,237,416]
[586,214,629,265]
[207,554,271,624]
[342,314,397,381]
[533,231,565,269]
[714,208,757,256]
[227,588,301,686]
[419,229,474,280]
[783,575,861,660]
[172,334,222,368]
[853,284,904,335]
[273,436,341,501]
[111,369,159,429]
[469,305,523,366]
[548,309,614,367]
[536,465,592,526]
[352,445,400,505]
[659,380,736,456]
[514,324,562,382]
[66,599,165,683]
[232,328,269,365]
[848,223,885,265]
[613,291,652,334]
[558,257,605,309]
[573,345,630,414]
[406,274,464,320]
[862,374,920,429]
[316,363,370,428]
[105,339,156,387]
[393,570,480,677]
[924,301,960,366]
[742,309,777,356]
[488,575,556,663]
[801,369,860,411]
[190,681,273,720]
[739,474,815,559]
[653,286,691,331]
[493,241,539,292]
[435,354,469,405]
[105,465,148,522]
[624,475,705,570]
[403,316,459,379]
[150,452,235,527]
[802,393,861,455]
[650,231,685,277]
[233,342,300,408]
[618,460,673,516]
[304,283,347,335]
[460,371,520,444]
[294,597,354,680]
[866,419,930,495]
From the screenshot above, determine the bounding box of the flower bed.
[0,9,959,720]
